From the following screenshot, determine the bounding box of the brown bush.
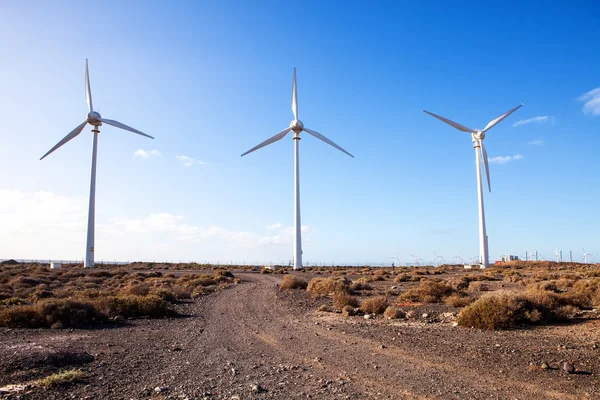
[399,280,456,303]
[306,277,349,297]
[333,291,359,309]
[457,290,577,330]
[360,296,388,314]
[94,295,172,319]
[342,305,356,316]
[0,299,107,329]
[444,294,472,307]
[349,280,372,292]
[383,306,405,319]
[280,275,308,290]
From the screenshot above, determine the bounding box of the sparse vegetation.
[398,280,457,303]
[0,264,238,329]
[384,306,405,319]
[360,296,388,314]
[38,369,85,388]
[280,275,308,290]
[333,291,359,309]
[306,277,350,297]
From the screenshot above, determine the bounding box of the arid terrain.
[1,262,600,399]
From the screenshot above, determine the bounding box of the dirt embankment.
[1,271,599,399]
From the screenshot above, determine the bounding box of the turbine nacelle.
[87,111,102,126]
[472,130,485,143]
[289,119,304,134]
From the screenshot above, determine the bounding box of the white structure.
[41,59,153,268]
[424,104,523,268]
[50,262,62,270]
[583,248,593,264]
[241,68,353,270]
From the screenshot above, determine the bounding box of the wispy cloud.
[578,88,600,116]
[265,222,282,230]
[176,155,207,167]
[133,149,162,159]
[528,139,544,146]
[512,116,554,127]
[488,154,524,164]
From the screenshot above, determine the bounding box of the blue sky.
[0,1,598,265]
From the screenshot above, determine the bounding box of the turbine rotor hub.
[289,119,304,134]
[87,111,102,126]
[472,130,485,141]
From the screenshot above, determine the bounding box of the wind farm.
[1,2,600,399]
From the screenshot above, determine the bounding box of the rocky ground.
[1,271,599,399]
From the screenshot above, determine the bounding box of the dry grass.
[0,265,238,329]
[306,277,349,297]
[398,280,457,303]
[38,369,85,388]
[444,293,472,307]
[333,291,359,309]
[383,306,405,319]
[280,275,308,290]
[360,296,388,314]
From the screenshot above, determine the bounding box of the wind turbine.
[391,253,401,267]
[582,248,593,264]
[454,253,464,265]
[433,251,443,267]
[424,104,523,268]
[40,59,153,268]
[409,254,422,267]
[241,68,353,270]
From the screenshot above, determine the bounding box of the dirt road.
[1,272,599,399]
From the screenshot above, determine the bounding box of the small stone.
[364,314,372,320]
[154,386,168,393]
[379,344,386,349]
[391,286,398,290]
[251,384,266,393]
[422,313,429,319]
[113,315,125,322]
[541,362,550,370]
[563,362,575,374]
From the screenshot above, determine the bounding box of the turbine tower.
[583,248,593,264]
[423,104,523,268]
[241,68,353,270]
[41,59,153,268]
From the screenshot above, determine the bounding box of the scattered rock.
[421,313,429,319]
[406,310,416,319]
[563,362,575,374]
[251,383,266,393]
[154,386,168,393]
[541,362,550,370]
[113,315,125,322]
[364,314,372,320]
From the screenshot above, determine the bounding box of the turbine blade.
[86,59,93,112]
[480,141,491,192]
[292,68,298,120]
[40,121,88,160]
[303,127,354,158]
[423,110,474,133]
[241,128,291,157]
[100,118,154,139]
[483,104,523,132]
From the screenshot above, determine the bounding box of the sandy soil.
[1,271,599,399]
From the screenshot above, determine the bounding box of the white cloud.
[512,116,553,127]
[528,139,544,145]
[176,155,207,167]
[133,149,162,159]
[488,154,524,164]
[578,88,600,116]
[265,222,283,230]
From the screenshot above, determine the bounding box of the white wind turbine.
[40,59,153,268]
[582,248,593,264]
[424,104,523,268]
[409,254,422,267]
[241,68,353,270]
[433,251,444,267]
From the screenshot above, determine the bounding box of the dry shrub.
[384,306,405,319]
[405,310,417,319]
[457,290,580,330]
[360,296,388,314]
[280,275,308,290]
[342,305,356,316]
[349,280,372,292]
[333,291,359,309]
[94,295,172,319]
[399,280,456,303]
[0,299,106,329]
[126,283,151,296]
[574,278,600,306]
[468,281,490,292]
[444,293,472,307]
[306,277,349,297]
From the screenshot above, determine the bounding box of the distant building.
[501,255,519,262]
